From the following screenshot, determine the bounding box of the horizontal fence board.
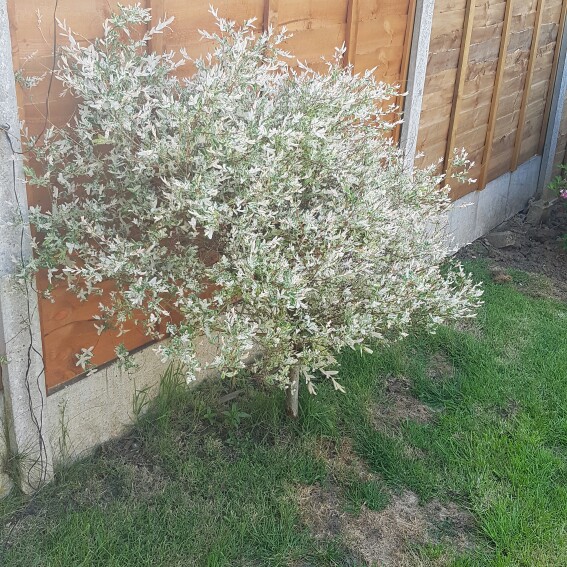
[419,0,564,193]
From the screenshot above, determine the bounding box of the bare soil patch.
[458,202,567,302]
[301,379,473,565]
[298,485,475,566]
[372,375,436,427]
[314,438,373,481]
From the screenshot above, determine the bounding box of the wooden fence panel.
[511,0,545,171]
[529,0,566,160]
[444,0,476,199]
[8,0,144,389]
[506,0,565,175]
[8,0,415,390]
[415,0,468,174]
[478,0,518,189]
[9,0,122,138]
[7,0,567,390]
[418,0,565,198]
[356,0,412,82]
[455,1,504,175]
[278,0,350,73]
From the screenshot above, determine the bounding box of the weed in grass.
[221,404,251,429]
[409,541,449,563]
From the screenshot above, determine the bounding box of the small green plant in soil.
[222,404,251,429]
[547,163,567,248]
[547,163,567,199]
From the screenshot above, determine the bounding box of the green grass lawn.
[2,261,567,566]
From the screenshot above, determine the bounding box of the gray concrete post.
[0,0,53,492]
[399,0,435,171]
[538,15,567,197]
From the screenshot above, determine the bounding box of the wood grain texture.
[483,0,539,183]
[416,0,467,169]
[478,0,514,189]
[355,0,411,82]
[510,0,561,165]
[263,0,279,30]
[444,0,475,186]
[539,0,567,154]
[344,0,360,66]
[418,0,564,197]
[511,0,544,170]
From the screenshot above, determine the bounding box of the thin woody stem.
[285,364,300,419]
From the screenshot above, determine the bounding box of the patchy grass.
[2,261,567,565]
[299,485,475,566]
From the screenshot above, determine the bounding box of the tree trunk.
[285,365,300,419]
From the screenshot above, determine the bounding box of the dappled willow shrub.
[24,6,481,415]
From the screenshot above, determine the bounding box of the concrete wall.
[46,337,223,464]
[46,347,166,463]
[447,156,542,250]
[0,392,13,497]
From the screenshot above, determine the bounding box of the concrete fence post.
[399,0,435,171]
[538,13,567,197]
[0,0,53,492]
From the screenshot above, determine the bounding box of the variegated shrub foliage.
[25,5,482,400]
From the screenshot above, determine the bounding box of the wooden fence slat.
[511,0,545,171]
[444,0,475,183]
[394,0,417,143]
[478,0,514,190]
[399,0,417,91]
[147,0,165,54]
[343,0,360,67]
[263,0,279,31]
[538,0,567,154]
